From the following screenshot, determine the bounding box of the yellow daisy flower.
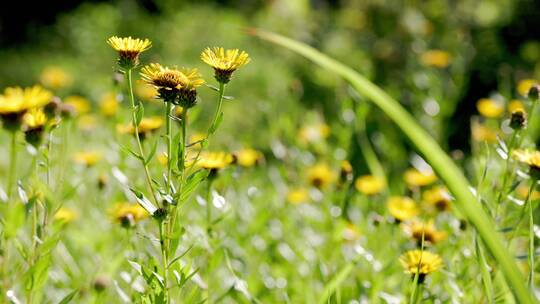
[23,108,47,130]
[109,203,149,228]
[201,47,250,83]
[307,163,335,189]
[99,92,119,117]
[516,184,540,201]
[354,175,386,195]
[420,50,451,68]
[471,122,497,143]
[107,36,151,69]
[287,188,309,204]
[117,116,163,138]
[400,250,443,280]
[517,79,539,97]
[195,151,234,171]
[64,95,91,115]
[513,149,540,178]
[387,196,419,221]
[53,207,78,224]
[135,82,159,101]
[476,98,503,118]
[508,99,525,113]
[404,168,437,187]
[401,219,447,245]
[140,63,204,107]
[0,86,52,116]
[73,151,102,167]
[423,186,452,212]
[234,148,262,167]
[40,66,73,89]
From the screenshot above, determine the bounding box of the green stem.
[168,108,188,242]
[165,103,173,194]
[252,30,536,303]
[209,82,225,134]
[528,179,537,288]
[126,69,159,206]
[158,221,169,303]
[7,131,17,198]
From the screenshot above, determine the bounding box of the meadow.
[1,1,540,303]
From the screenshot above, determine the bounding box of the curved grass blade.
[250,29,535,303]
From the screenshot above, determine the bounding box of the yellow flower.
[298,123,330,144]
[402,219,447,245]
[471,122,497,143]
[354,175,385,195]
[40,66,73,89]
[135,82,159,101]
[307,163,335,189]
[157,152,168,166]
[508,99,525,113]
[23,108,47,129]
[78,114,98,132]
[109,203,149,228]
[64,95,91,115]
[517,79,539,97]
[0,86,52,116]
[476,98,503,118]
[287,188,309,204]
[420,50,451,68]
[404,168,437,187]
[117,116,163,137]
[387,196,419,221]
[423,186,452,212]
[201,47,250,83]
[73,151,102,167]
[516,184,540,201]
[342,223,361,242]
[140,63,204,107]
[99,92,119,117]
[54,207,78,223]
[513,150,540,177]
[107,36,151,68]
[399,250,443,276]
[234,148,262,167]
[191,151,234,171]
[340,160,353,177]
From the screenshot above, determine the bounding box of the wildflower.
[387,196,419,222]
[399,250,443,282]
[110,203,149,228]
[510,109,527,130]
[420,50,451,68]
[22,108,48,146]
[0,86,52,131]
[404,168,437,188]
[107,36,151,69]
[508,100,525,113]
[298,123,330,144]
[195,151,234,172]
[513,150,540,179]
[117,116,163,139]
[53,207,78,223]
[517,79,539,98]
[99,92,119,117]
[423,186,452,212]
[287,188,309,204]
[158,152,168,166]
[355,175,385,195]
[516,184,540,201]
[471,122,497,143]
[73,151,102,167]
[201,47,250,83]
[40,66,72,89]
[140,63,204,108]
[234,148,262,167]
[402,220,446,246]
[476,98,503,118]
[64,95,91,115]
[307,163,335,189]
[135,82,158,101]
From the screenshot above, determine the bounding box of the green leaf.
[120,144,143,161]
[58,290,78,304]
[180,170,208,202]
[145,140,159,165]
[134,103,144,126]
[251,29,534,303]
[205,84,220,92]
[208,112,223,135]
[130,188,157,215]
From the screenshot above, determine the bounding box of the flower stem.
[210,82,225,134]
[165,103,173,194]
[126,68,158,205]
[158,220,169,303]
[527,179,537,288]
[7,131,17,198]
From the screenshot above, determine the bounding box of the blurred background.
[1,0,539,176]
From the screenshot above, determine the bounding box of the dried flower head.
[400,250,443,282]
[107,36,151,69]
[201,47,250,83]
